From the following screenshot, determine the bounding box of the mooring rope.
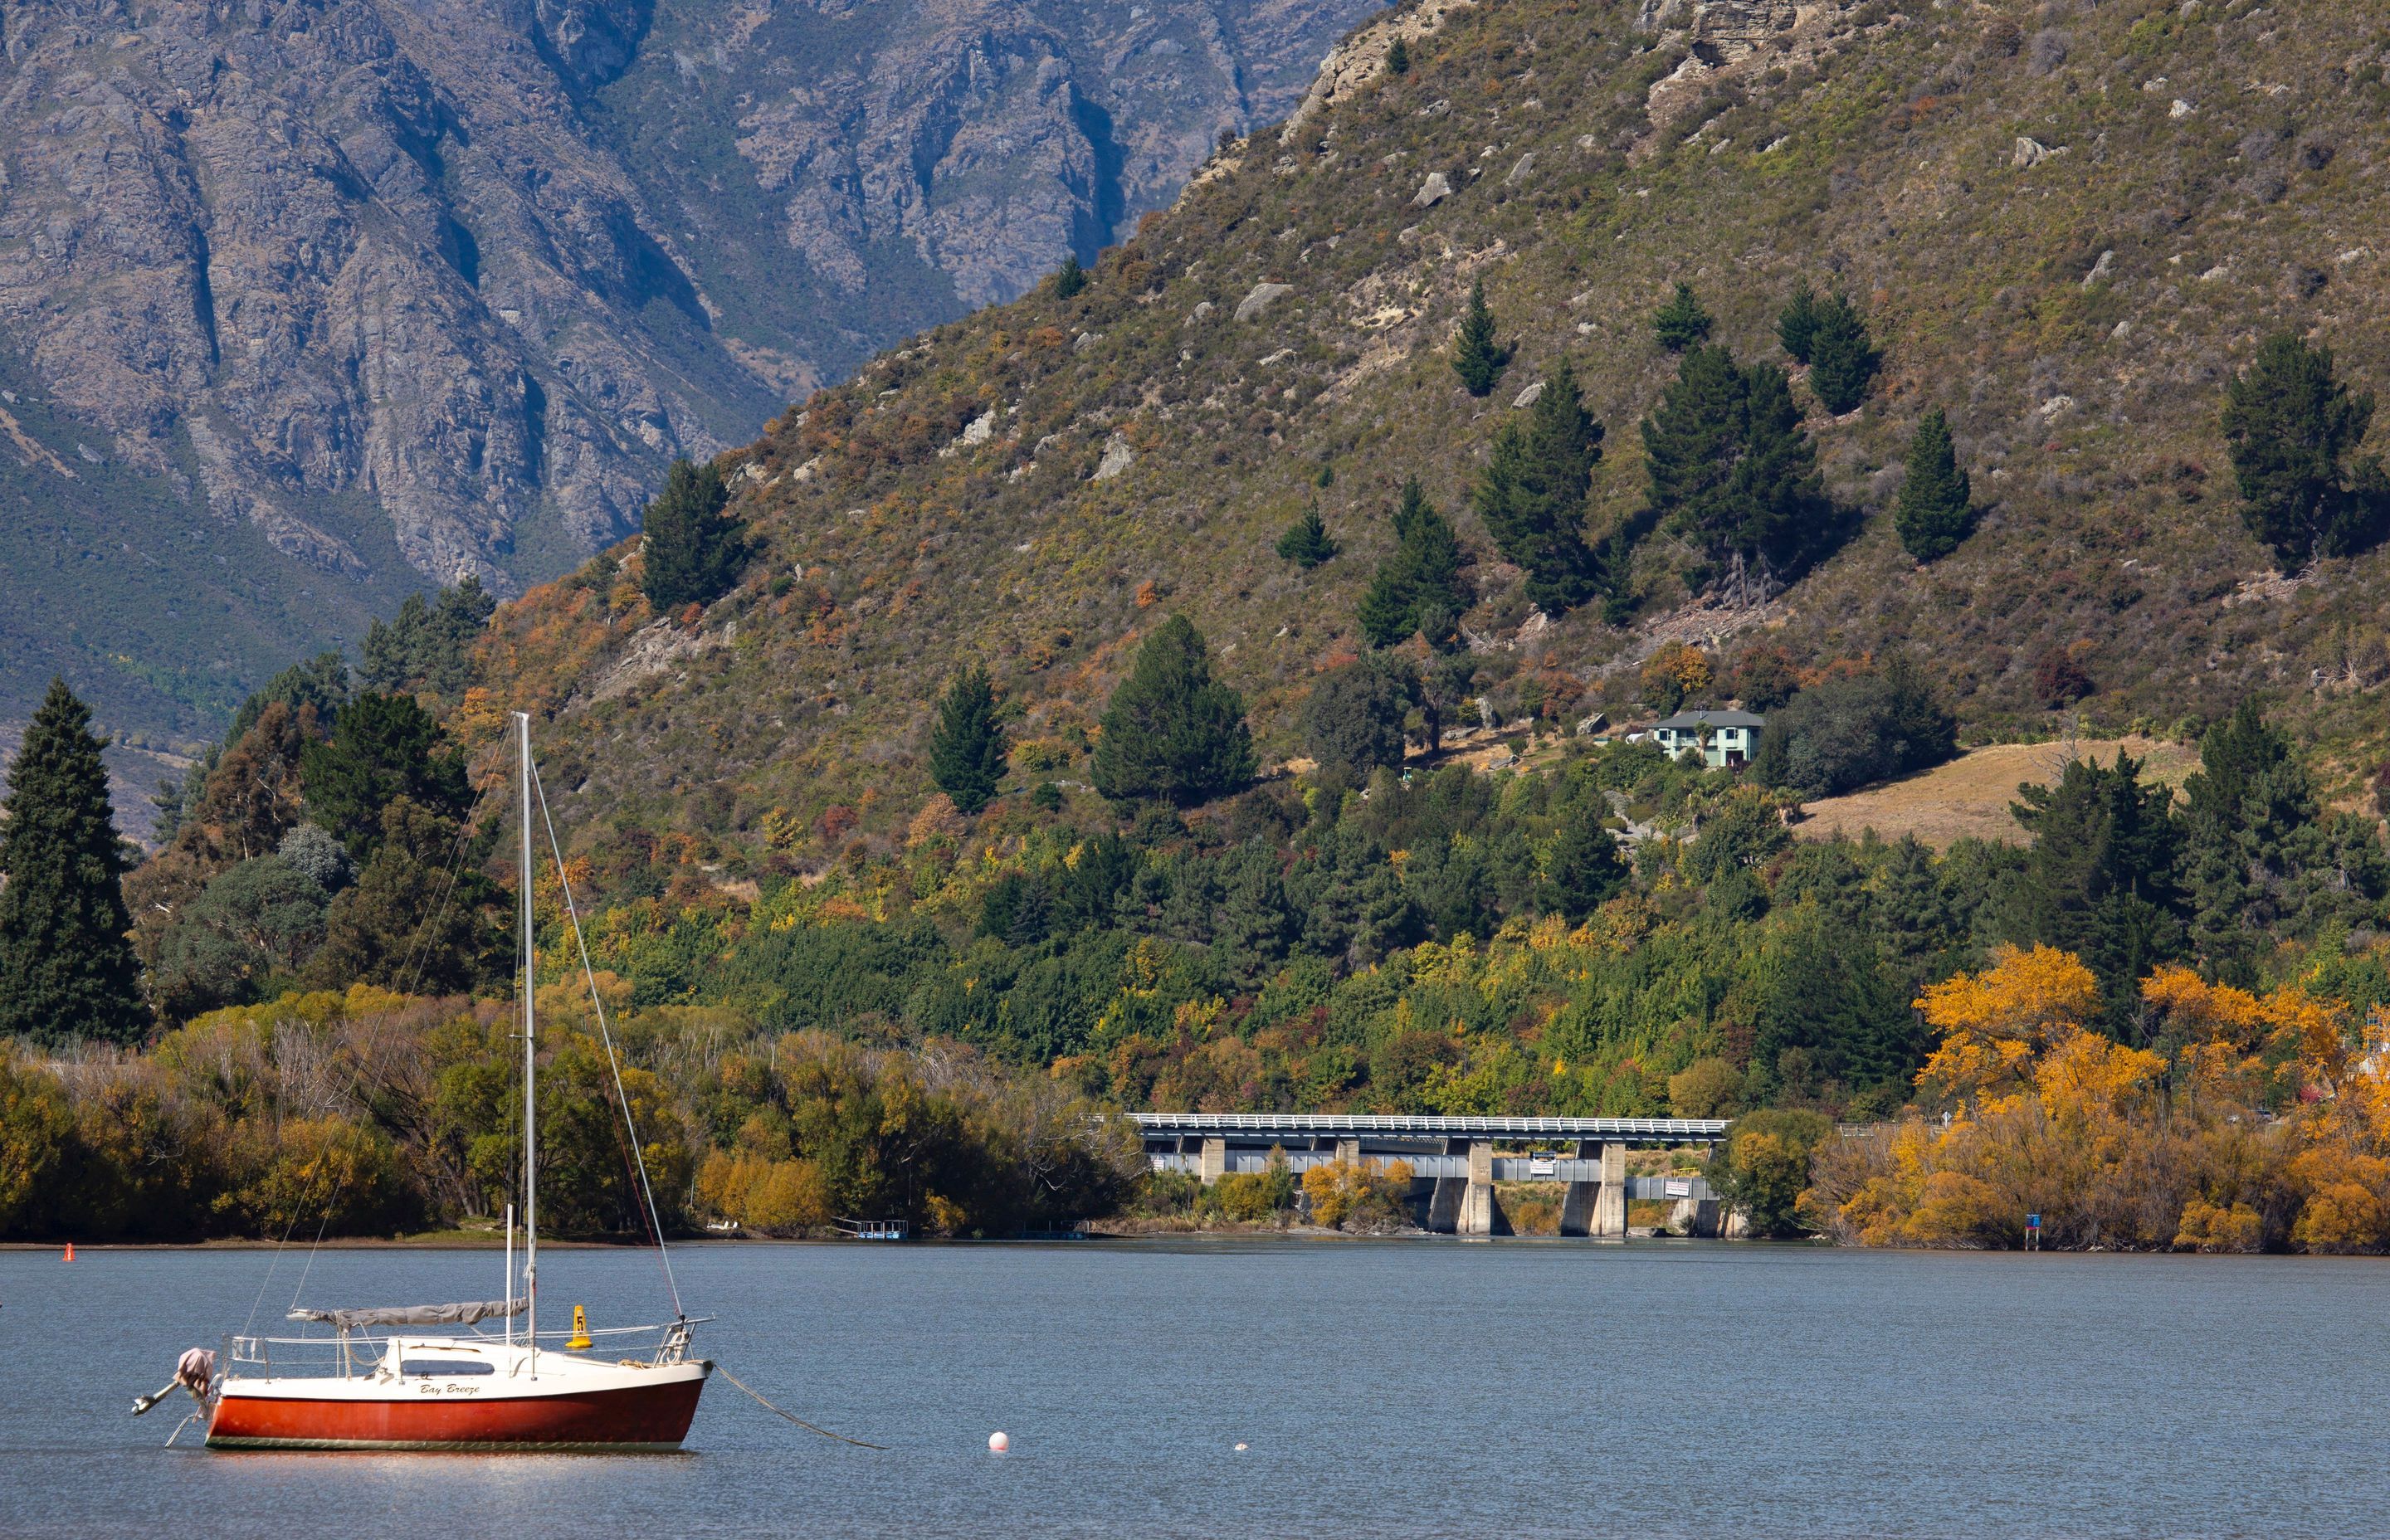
[715,1366,886,1449]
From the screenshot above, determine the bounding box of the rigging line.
[530,756,684,1318]
[715,1366,887,1450]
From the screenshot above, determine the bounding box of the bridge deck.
[1131,1113,1728,1144]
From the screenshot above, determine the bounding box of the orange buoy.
[62,1243,74,1262]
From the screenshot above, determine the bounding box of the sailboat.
[143,714,712,1451]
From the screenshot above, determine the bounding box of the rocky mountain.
[456,0,2390,886]
[0,0,1378,797]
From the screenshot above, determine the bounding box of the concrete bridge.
[1131,1114,1729,1237]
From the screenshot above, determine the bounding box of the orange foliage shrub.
[1817,947,2390,1253]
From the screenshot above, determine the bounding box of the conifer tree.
[2221,334,2390,563]
[1357,477,1471,649]
[1641,344,1747,527]
[300,692,471,860]
[1652,282,1713,353]
[1275,504,1339,568]
[1474,360,1606,612]
[1387,36,1410,74]
[1777,280,1821,364]
[1451,279,1506,397]
[1894,409,1975,563]
[1641,347,1839,587]
[1537,803,1627,922]
[1724,363,1832,577]
[1091,616,1256,806]
[0,679,146,1047]
[1806,291,1881,414]
[929,665,1008,815]
[2004,751,2186,1027]
[1054,251,1088,300]
[641,457,747,613]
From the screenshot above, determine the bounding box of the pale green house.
[1649,708,1765,768]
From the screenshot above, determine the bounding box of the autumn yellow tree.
[1638,642,1713,715]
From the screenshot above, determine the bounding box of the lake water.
[2,1238,2384,1538]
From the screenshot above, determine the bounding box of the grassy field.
[1797,736,2202,849]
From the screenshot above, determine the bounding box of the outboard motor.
[132,1348,215,1416]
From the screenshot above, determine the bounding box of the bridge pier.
[1427,1138,1466,1231]
[1334,1137,1362,1166]
[1670,1196,1722,1237]
[1454,1139,1508,1235]
[1593,1141,1629,1235]
[1199,1136,1227,1186]
[1559,1141,1630,1236]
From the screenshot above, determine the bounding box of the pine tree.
[1303,658,1419,782]
[1474,359,1606,612]
[1451,279,1506,397]
[2221,333,2390,563]
[1777,280,1821,364]
[929,665,1007,815]
[1053,251,1088,300]
[1357,477,1471,648]
[1275,504,1339,568]
[1386,35,1410,74]
[1537,802,1627,921]
[0,679,147,1047]
[1641,346,1839,585]
[1091,616,1257,806]
[362,579,494,697]
[2173,699,2371,983]
[1723,363,1833,577]
[1806,291,1880,414]
[2004,752,2186,1030]
[1213,839,1295,988]
[1894,409,1975,562]
[640,457,748,612]
[300,691,470,859]
[1641,344,1748,531]
[1651,282,1713,353]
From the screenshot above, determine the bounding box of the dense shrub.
[1752,659,1958,797]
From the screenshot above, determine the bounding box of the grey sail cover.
[287,1299,525,1329]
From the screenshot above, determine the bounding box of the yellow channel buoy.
[567,1304,592,1350]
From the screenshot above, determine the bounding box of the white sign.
[1665,1179,1691,1197]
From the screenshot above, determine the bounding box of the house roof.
[1651,708,1765,731]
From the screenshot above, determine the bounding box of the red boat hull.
[207,1377,705,1451]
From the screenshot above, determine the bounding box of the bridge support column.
[1669,1196,1721,1237]
[1593,1141,1629,1236]
[1334,1138,1362,1167]
[1427,1137,1468,1232]
[1559,1140,1598,1236]
[1199,1137,1227,1186]
[1455,1139,1506,1235]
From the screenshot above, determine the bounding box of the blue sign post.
[2026,1212,2042,1252]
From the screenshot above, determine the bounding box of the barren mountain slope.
[456,0,2390,882]
[0,0,1373,781]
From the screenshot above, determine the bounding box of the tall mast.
[518,712,538,1377]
